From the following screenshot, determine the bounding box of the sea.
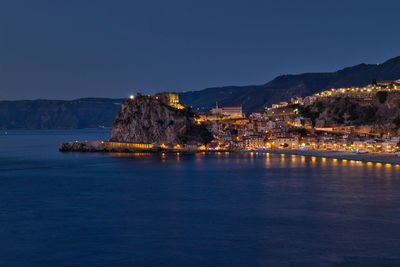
[1,129,400,266]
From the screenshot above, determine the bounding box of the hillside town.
[191,79,400,153]
[61,79,400,155]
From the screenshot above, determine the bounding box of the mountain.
[2,56,400,129]
[0,98,124,129]
[180,56,400,114]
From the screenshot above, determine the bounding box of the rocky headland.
[59,94,212,153]
[109,94,212,144]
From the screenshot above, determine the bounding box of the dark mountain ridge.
[180,56,400,113]
[1,56,400,129]
[0,98,124,129]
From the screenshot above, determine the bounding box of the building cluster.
[210,103,243,118]
[304,79,400,105]
[195,80,400,153]
[195,103,245,122]
[125,81,400,153]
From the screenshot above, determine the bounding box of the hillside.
[300,91,400,133]
[180,56,400,114]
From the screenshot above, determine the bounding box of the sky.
[1,0,400,100]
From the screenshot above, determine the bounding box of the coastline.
[60,141,400,165]
[58,141,227,154]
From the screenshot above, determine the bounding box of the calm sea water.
[1,130,400,266]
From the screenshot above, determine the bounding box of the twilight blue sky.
[1,0,399,100]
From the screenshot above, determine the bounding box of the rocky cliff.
[109,95,212,144]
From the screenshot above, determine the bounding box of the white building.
[211,103,243,118]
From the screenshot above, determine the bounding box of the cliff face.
[109,95,212,144]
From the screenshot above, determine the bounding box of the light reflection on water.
[109,152,153,157]
[111,151,400,176]
[1,130,400,266]
[105,151,400,184]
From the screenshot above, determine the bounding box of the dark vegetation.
[289,127,310,137]
[393,117,400,128]
[298,105,320,127]
[179,123,213,144]
[376,91,388,104]
[300,96,395,127]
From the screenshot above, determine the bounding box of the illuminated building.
[307,79,400,104]
[210,103,243,118]
[154,92,185,109]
